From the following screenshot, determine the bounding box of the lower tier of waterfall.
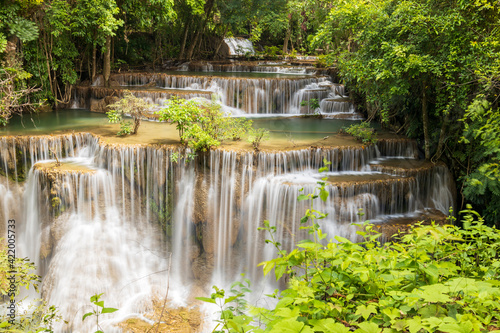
[0,133,454,332]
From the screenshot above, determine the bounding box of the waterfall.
[0,133,455,331]
[74,73,344,115]
[223,37,255,56]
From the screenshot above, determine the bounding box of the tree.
[0,62,40,126]
[312,0,500,159]
[156,97,252,151]
[459,99,500,226]
[107,91,153,135]
[71,0,123,85]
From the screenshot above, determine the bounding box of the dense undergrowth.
[201,169,500,333]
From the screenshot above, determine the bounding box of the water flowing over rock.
[0,132,456,331]
[223,37,255,56]
[71,62,361,117]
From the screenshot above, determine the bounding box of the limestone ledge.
[0,130,412,154]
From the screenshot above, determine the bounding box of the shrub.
[300,98,321,114]
[106,91,153,135]
[156,97,253,152]
[247,127,269,150]
[345,121,378,144]
[199,165,500,333]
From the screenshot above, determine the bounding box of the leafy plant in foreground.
[0,241,61,331]
[82,293,118,333]
[199,162,500,332]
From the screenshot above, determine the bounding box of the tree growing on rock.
[106,91,153,135]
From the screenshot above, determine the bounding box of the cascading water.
[223,38,255,56]
[0,132,455,331]
[72,64,359,117]
[1,50,460,332]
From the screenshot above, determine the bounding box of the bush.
[247,127,269,151]
[107,91,154,135]
[199,166,500,333]
[345,121,378,144]
[156,97,253,152]
[300,98,321,114]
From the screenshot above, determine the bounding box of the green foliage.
[196,277,252,333]
[183,123,221,152]
[82,293,118,333]
[156,97,253,152]
[0,33,7,53]
[200,169,500,332]
[106,91,153,135]
[0,63,41,125]
[459,99,500,225]
[0,242,61,331]
[344,122,378,144]
[264,46,281,59]
[156,97,200,143]
[317,54,335,67]
[247,127,269,150]
[8,17,38,43]
[300,98,320,114]
[311,0,500,161]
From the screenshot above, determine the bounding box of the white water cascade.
[223,37,255,56]
[0,133,455,331]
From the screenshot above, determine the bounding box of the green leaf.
[320,189,329,202]
[356,304,378,320]
[334,236,351,244]
[262,260,275,276]
[224,295,241,305]
[82,312,93,322]
[195,297,217,304]
[382,307,400,321]
[269,317,314,333]
[297,194,309,202]
[311,319,350,333]
[90,293,103,303]
[354,321,380,333]
[101,307,118,314]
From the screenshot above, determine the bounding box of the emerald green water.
[0,109,362,142]
[251,116,361,140]
[0,109,107,135]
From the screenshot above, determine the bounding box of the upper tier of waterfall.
[223,37,255,56]
[71,60,360,118]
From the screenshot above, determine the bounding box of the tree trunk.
[103,35,111,87]
[92,45,97,84]
[178,18,191,60]
[185,19,200,60]
[214,24,230,59]
[283,16,292,54]
[111,36,114,69]
[422,84,431,160]
[133,117,141,134]
[433,111,450,162]
[186,0,214,60]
